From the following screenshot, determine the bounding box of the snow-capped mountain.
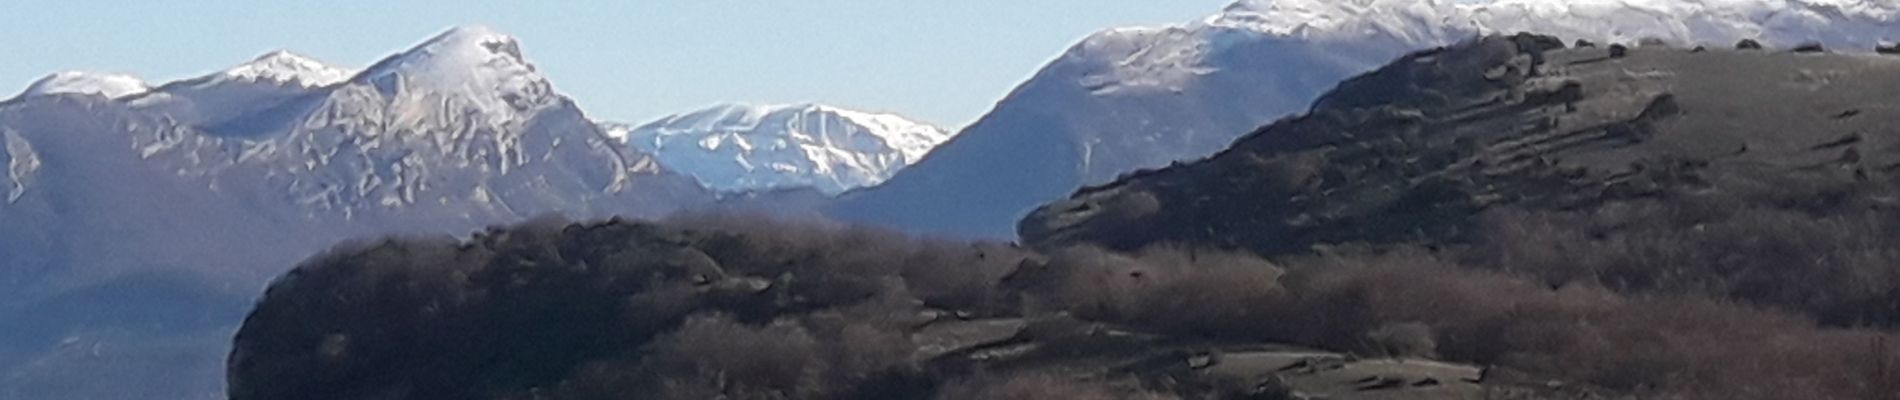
[17,71,151,99]
[829,0,1900,239]
[0,25,707,400]
[0,22,710,305]
[615,103,951,195]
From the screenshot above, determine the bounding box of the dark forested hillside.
[230,215,1900,400]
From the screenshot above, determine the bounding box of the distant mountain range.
[604,103,949,195]
[827,0,1900,239]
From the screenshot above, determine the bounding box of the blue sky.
[1,1,1228,127]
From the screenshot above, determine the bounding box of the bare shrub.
[1023,245,1295,338]
[1285,250,1900,399]
[636,314,828,399]
[899,241,1026,316]
[1470,201,1900,326]
[932,374,1179,400]
[1365,322,1437,359]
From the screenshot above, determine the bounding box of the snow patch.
[216,50,354,87]
[3,129,40,203]
[20,71,151,99]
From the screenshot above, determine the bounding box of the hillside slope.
[832,0,1900,239]
[1023,35,1900,256]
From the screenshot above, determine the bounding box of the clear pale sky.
[1,1,1229,128]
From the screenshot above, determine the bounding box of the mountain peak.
[218,50,353,87]
[19,71,151,100]
[353,25,554,117]
[420,25,529,64]
[376,25,536,77]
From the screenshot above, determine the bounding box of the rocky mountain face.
[0,26,707,400]
[1023,34,1900,255]
[609,103,950,195]
[829,0,1900,239]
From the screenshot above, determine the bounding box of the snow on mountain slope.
[831,0,1900,239]
[352,25,553,126]
[209,50,354,87]
[618,103,950,194]
[2,128,40,203]
[126,51,354,129]
[18,71,151,99]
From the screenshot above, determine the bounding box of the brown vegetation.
[1469,199,1900,327]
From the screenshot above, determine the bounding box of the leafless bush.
[1470,200,1900,326]
[1285,250,1900,399]
[1366,322,1438,359]
[636,314,828,398]
[1024,245,1294,338]
[932,374,1179,400]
